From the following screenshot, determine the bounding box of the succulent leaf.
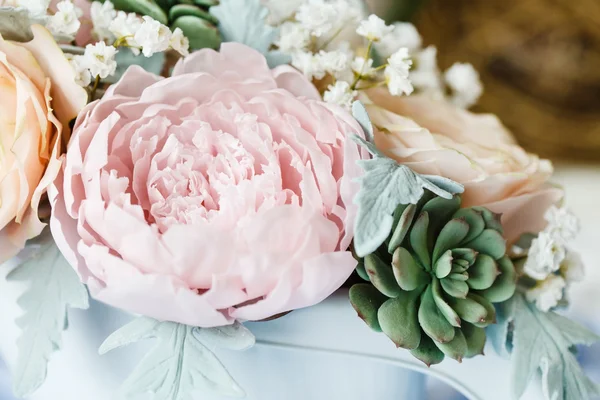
[440,278,469,299]
[449,295,489,325]
[452,248,478,265]
[349,284,388,332]
[365,253,402,298]
[169,4,218,24]
[356,261,370,282]
[469,293,497,327]
[462,322,486,358]
[453,208,485,243]
[388,203,416,253]
[410,334,445,367]
[410,212,431,270]
[479,256,517,303]
[466,254,499,290]
[433,328,468,362]
[464,229,506,260]
[418,285,456,344]
[431,278,461,328]
[112,0,169,24]
[378,291,422,349]
[432,218,470,263]
[434,250,453,279]
[473,207,503,233]
[172,16,222,49]
[392,247,430,291]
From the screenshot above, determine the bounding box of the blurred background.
[368,0,600,162]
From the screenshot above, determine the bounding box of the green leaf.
[410,212,431,271]
[449,295,489,325]
[392,247,429,291]
[172,16,222,50]
[432,278,461,328]
[432,218,470,264]
[169,4,219,24]
[410,334,445,367]
[434,327,468,362]
[378,291,422,350]
[479,256,517,303]
[112,0,168,24]
[418,285,455,344]
[486,296,517,358]
[210,0,290,67]
[99,317,250,399]
[464,229,506,260]
[365,253,401,298]
[510,294,600,400]
[110,51,165,84]
[388,203,416,254]
[351,135,464,257]
[0,8,33,42]
[462,322,486,358]
[349,284,388,332]
[351,101,374,143]
[440,278,469,299]
[472,206,503,233]
[469,293,497,327]
[453,208,485,243]
[356,261,370,281]
[434,250,453,279]
[452,248,478,265]
[7,236,89,398]
[421,195,462,242]
[467,254,498,290]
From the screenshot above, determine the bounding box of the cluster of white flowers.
[18,0,82,40]
[445,63,484,109]
[523,205,583,311]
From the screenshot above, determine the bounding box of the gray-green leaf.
[352,101,374,142]
[7,235,89,398]
[210,0,290,67]
[99,317,251,399]
[0,7,34,42]
[351,135,464,257]
[510,294,600,400]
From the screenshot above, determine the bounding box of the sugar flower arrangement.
[0,0,598,399]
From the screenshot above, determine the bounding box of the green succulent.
[111,0,221,50]
[349,193,517,365]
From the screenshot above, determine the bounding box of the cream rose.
[0,25,87,261]
[364,88,563,244]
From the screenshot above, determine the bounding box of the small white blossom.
[526,275,566,312]
[18,0,50,18]
[560,250,585,283]
[356,14,393,42]
[523,231,566,280]
[376,22,422,58]
[351,56,374,76]
[319,50,351,76]
[388,48,412,75]
[323,80,356,109]
[410,45,443,98]
[82,41,118,79]
[384,48,413,96]
[47,0,81,37]
[445,62,483,109]
[262,0,303,25]
[169,27,189,57]
[91,1,116,41]
[67,54,92,87]
[291,51,326,80]
[276,22,311,53]
[134,16,172,57]
[109,11,142,52]
[544,206,580,244]
[296,0,337,37]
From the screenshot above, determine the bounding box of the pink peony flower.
[364,88,563,245]
[50,43,367,327]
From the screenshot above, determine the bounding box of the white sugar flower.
[18,0,50,18]
[262,0,303,25]
[526,275,566,312]
[356,14,393,42]
[47,0,81,37]
[66,53,91,87]
[388,48,412,75]
[351,56,374,76]
[296,0,337,37]
[376,22,422,58]
[169,27,189,57]
[134,16,172,57]
[291,51,326,80]
[109,11,143,52]
[323,80,356,109]
[384,48,413,96]
[320,50,351,76]
[91,0,116,41]
[544,206,580,244]
[276,22,311,53]
[410,45,443,98]
[523,231,566,280]
[82,41,118,79]
[560,250,585,283]
[445,62,483,109]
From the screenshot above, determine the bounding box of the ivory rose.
[364,88,563,244]
[50,43,367,327]
[0,25,87,262]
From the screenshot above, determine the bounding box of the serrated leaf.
[99,317,250,400]
[0,7,34,42]
[210,0,290,67]
[510,294,600,400]
[7,235,89,398]
[486,296,516,358]
[351,135,464,257]
[351,101,374,142]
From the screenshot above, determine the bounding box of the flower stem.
[351,40,373,90]
[90,75,101,98]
